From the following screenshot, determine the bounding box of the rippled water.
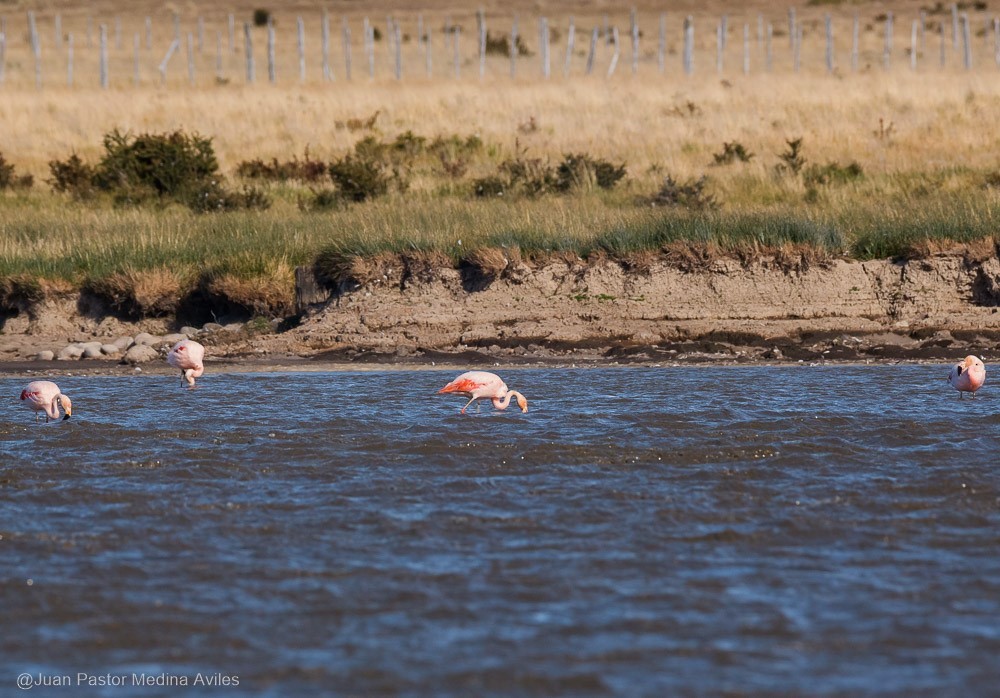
[2,366,999,696]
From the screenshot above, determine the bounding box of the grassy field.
[2,1,1000,318]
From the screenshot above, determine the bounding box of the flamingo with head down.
[437,371,528,414]
[167,339,205,387]
[948,355,986,398]
[20,381,73,422]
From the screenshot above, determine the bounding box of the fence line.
[1,9,999,90]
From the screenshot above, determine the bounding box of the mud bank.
[3,253,1000,368]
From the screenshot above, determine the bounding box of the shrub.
[47,153,97,197]
[235,151,327,182]
[776,137,806,176]
[712,141,755,165]
[499,149,557,197]
[803,161,864,187]
[328,155,390,202]
[473,175,508,198]
[555,153,627,192]
[0,153,33,190]
[300,188,342,211]
[647,175,718,210]
[484,30,531,56]
[252,9,270,27]
[95,129,220,202]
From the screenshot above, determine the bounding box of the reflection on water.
[2,366,999,694]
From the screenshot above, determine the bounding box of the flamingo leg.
[460,396,477,414]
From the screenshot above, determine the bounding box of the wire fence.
[1,5,999,89]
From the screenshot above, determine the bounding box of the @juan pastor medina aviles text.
[17,672,239,689]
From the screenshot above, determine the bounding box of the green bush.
[95,129,219,202]
[0,153,33,190]
[712,141,754,165]
[47,153,97,197]
[472,175,508,198]
[235,151,327,182]
[328,156,390,202]
[803,161,864,187]
[555,153,627,192]
[776,137,806,176]
[647,175,718,210]
[252,9,270,27]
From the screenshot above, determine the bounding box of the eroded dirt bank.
[3,253,1000,371]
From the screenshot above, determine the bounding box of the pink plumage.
[19,380,73,422]
[167,339,206,386]
[437,370,528,414]
[948,355,986,398]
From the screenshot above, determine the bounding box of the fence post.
[851,14,859,71]
[146,17,152,50]
[159,37,179,83]
[363,17,373,78]
[766,22,772,72]
[951,3,959,50]
[267,20,276,83]
[478,10,486,79]
[585,25,597,75]
[28,11,42,88]
[565,17,575,76]
[322,10,332,81]
[658,14,665,74]
[134,33,141,85]
[173,13,180,43]
[911,20,918,70]
[825,15,834,72]
[228,14,235,53]
[540,18,549,78]
[343,19,352,81]
[994,17,1000,66]
[716,19,723,73]
[66,33,72,86]
[511,17,519,78]
[630,7,639,74]
[55,13,61,47]
[743,22,750,74]
[882,12,892,70]
[788,7,795,47]
[244,23,254,82]
[453,25,461,79]
[424,22,431,78]
[216,30,223,80]
[683,16,694,75]
[394,19,402,79]
[961,12,972,68]
[607,25,620,77]
[297,16,306,82]
[186,31,195,84]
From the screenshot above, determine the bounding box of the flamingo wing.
[438,376,487,395]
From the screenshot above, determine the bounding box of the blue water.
[2,366,999,695]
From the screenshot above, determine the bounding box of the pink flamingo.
[437,371,528,414]
[20,380,73,422]
[948,355,986,398]
[167,339,205,387]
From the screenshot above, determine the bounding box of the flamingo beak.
[517,395,528,413]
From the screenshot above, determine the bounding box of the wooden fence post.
[766,22,773,72]
[394,19,402,79]
[883,12,893,69]
[911,20,918,70]
[28,11,42,88]
[173,13,180,43]
[540,18,550,78]
[228,14,235,53]
[994,17,1000,66]
[322,10,332,81]
[363,17,373,78]
[743,22,750,74]
[961,12,972,68]
[186,31,195,84]
[630,7,639,74]
[215,30,223,80]
[134,33,141,85]
[160,37,180,83]
[683,16,694,75]
[586,25,597,75]
[244,23,254,83]
[478,10,486,79]
[297,16,306,82]
[146,17,152,50]
[343,18,352,81]
[658,14,666,74]
[267,20,276,83]
[453,25,461,79]
[607,25,620,77]
[951,3,959,50]
[851,14,859,71]
[511,17,519,78]
[66,34,72,86]
[565,16,575,77]
[826,15,834,72]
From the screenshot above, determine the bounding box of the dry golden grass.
[85,266,185,317]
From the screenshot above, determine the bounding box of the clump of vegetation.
[0,152,33,190]
[0,275,44,312]
[484,30,531,56]
[328,155,392,202]
[252,9,271,27]
[84,267,185,319]
[47,154,97,198]
[803,161,864,187]
[555,153,627,192]
[776,137,807,176]
[647,175,719,210]
[46,129,266,212]
[712,141,755,166]
[235,150,327,182]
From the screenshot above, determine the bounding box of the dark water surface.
[2,366,999,696]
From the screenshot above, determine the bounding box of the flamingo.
[437,371,528,414]
[948,355,986,398]
[20,381,73,422]
[167,339,205,387]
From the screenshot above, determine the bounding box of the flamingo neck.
[46,396,61,420]
[491,390,524,411]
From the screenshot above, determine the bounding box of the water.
[2,366,999,696]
